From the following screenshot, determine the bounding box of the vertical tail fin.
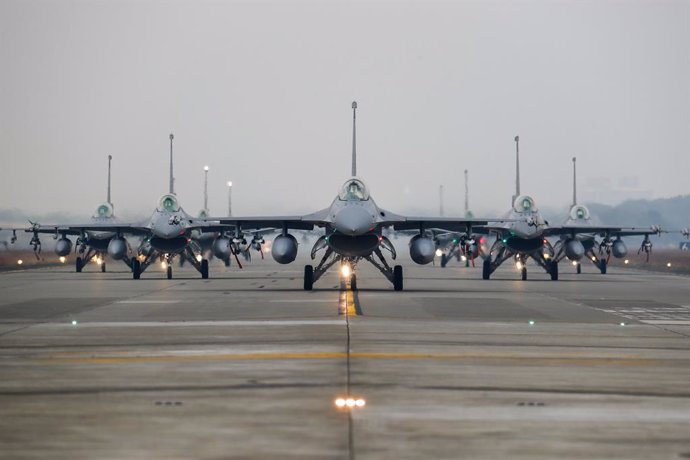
[572,156,577,207]
[203,166,209,210]
[169,133,175,194]
[512,135,520,206]
[464,169,469,215]
[351,101,357,177]
[107,155,112,205]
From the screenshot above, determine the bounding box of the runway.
[1,255,690,459]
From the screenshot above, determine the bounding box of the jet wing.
[25,223,151,236]
[203,209,331,232]
[388,217,511,233]
[542,225,662,238]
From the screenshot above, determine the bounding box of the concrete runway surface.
[1,254,689,459]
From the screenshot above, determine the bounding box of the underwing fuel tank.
[107,237,128,260]
[55,237,72,256]
[409,235,435,265]
[272,234,298,264]
[564,239,585,261]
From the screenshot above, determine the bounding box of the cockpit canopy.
[158,194,180,212]
[94,202,114,218]
[198,209,209,219]
[569,204,590,221]
[513,195,538,213]
[338,178,370,201]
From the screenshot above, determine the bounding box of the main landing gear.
[130,248,209,280]
[305,238,402,291]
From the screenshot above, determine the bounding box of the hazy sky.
[1,0,688,219]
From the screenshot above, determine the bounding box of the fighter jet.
[27,134,228,279]
[202,102,507,291]
[479,137,661,281]
[550,157,660,273]
[14,156,126,272]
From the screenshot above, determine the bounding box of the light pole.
[227,181,233,217]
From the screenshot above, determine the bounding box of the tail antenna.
[169,133,175,195]
[351,101,357,177]
[107,155,112,205]
[572,156,577,207]
[512,135,520,206]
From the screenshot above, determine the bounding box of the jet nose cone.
[333,206,374,236]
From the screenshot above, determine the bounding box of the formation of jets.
[2,102,673,290]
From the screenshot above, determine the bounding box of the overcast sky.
[1,0,688,219]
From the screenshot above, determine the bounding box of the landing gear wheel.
[599,259,607,274]
[549,261,558,281]
[440,254,448,268]
[166,266,173,280]
[76,257,83,273]
[465,257,470,268]
[482,258,491,280]
[576,263,581,274]
[201,259,209,279]
[101,261,106,273]
[350,274,357,291]
[132,259,141,280]
[521,267,527,281]
[393,265,403,291]
[224,257,231,267]
[304,265,314,291]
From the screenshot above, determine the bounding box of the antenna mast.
[439,185,445,216]
[512,135,520,206]
[107,155,112,204]
[169,133,175,194]
[203,166,209,210]
[572,156,577,207]
[464,169,469,215]
[351,101,357,177]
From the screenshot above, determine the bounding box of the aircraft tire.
[521,267,527,281]
[224,257,231,267]
[599,259,607,274]
[482,258,491,280]
[576,263,581,274]
[393,265,403,291]
[304,265,314,291]
[440,254,448,268]
[76,257,83,273]
[350,274,357,291]
[101,261,106,273]
[132,259,141,280]
[167,266,173,280]
[201,259,209,279]
[550,261,558,281]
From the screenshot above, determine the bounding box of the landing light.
[335,397,366,410]
[460,255,467,262]
[341,264,351,278]
[59,256,66,263]
[71,320,78,326]
[528,320,535,326]
[619,322,626,327]
[196,254,203,262]
[543,253,551,260]
[516,261,523,270]
[17,259,23,265]
[161,261,168,269]
[95,257,103,265]
[435,249,443,257]
[624,259,629,264]
[571,261,577,266]
[591,257,597,262]
[667,262,672,268]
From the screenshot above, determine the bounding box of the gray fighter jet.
[27,135,227,279]
[479,137,661,281]
[203,102,507,291]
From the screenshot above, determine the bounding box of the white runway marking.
[115,300,181,304]
[641,320,690,325]
[269,299,332,303]
[36,320,346,328]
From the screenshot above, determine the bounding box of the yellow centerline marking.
[30,351,673,366]
[338,280,358,316]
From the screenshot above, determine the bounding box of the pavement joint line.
[29,352,674,365]
[30,320,346,327]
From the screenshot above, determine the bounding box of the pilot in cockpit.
[339,179,369,201]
